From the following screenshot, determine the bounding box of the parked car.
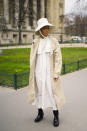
[71,36,82,41]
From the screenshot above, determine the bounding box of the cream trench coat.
[28,35,65,110]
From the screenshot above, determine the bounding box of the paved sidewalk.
[0,68,87,131]
[0,43,87,50]
[0,45,31,49]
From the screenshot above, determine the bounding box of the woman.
[28,18,65,127]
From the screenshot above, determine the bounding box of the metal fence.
[0,58,87,90]
[0,71,29,90]
[62,58,87,74]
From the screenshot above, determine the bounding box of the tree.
[65,14,87,37]
[65,0,87,38]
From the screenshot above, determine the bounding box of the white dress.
[33,36,57,110]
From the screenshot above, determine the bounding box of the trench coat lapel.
[31,36,54,67]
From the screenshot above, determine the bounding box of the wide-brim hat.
[35,18,53,32]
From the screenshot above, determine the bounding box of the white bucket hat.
[35,18,53,32]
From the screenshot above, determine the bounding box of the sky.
[65,0,75,14]
[65,0,87,15]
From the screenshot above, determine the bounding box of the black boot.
[34,108,44,122]
[53,110,59,127]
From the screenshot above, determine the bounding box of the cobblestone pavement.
[0,68,87,131]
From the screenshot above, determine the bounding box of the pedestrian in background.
[28,18,65,127]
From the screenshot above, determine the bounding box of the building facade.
[0,0,65,44]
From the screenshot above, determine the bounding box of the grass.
[0,47,87,88]
[61,48,87,74]
[61,48,87,64]
[0,48,30,74]
[0,47,87,73]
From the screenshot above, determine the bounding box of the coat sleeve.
[30,42,34,68]
[30,37,39,68]
[53,40,62,78]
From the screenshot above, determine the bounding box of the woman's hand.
[53,78,58,81]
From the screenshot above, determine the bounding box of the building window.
[23,34,27,43]
[29,0,33,26]
[37,0,41,20]
[23,34,27,38]
[13,34,17,38]
[1,33,3,38]
[7,34,8,38]
[1,32,8,39]
[13,34,17,43]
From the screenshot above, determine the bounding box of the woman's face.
[41,26,49,37]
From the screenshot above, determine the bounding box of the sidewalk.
[0,68,87,131]
[0,45,31,49]
[0,43,87,50]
